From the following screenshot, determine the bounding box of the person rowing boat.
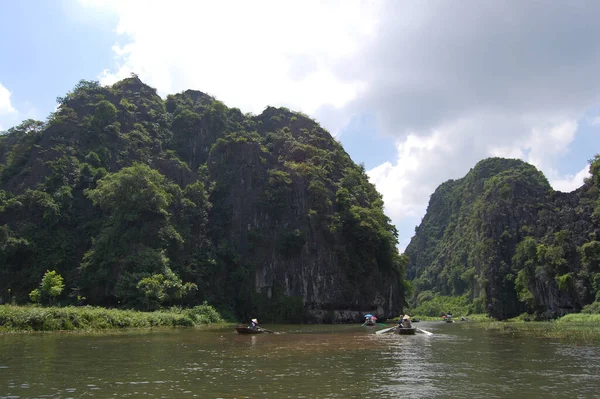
[398,314,413,329]
[364,314,377,326]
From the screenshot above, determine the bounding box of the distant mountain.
[0,76,405,322]
[406,157,600,319]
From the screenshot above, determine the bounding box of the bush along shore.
[0,303,225,332]
[472,313,600,344]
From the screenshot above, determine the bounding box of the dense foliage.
[29,270,65,305]
[0,76,404,322]
[410,294,475,318]
[406,157,600,319]
[0,303,223,331]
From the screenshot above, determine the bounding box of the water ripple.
[1,323,600,398]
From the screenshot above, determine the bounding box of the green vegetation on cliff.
[0,76,404,323]
[406,157,600,320]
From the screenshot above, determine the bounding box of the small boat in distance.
[235,318,276,334]
[363,313,377,326]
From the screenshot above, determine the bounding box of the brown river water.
[1,321,600,398]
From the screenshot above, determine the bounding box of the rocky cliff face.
[406,157,600,319]
[0,77,404,322]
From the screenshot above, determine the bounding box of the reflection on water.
[1,322,600,398]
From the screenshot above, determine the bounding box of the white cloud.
[550,165,590,193]
[0,82,18,131]
[81,0,379,126]
[368,131,445,221]
[526,120,578,172]
[0,82,16,114]
[592,116,600,126]
[368,117,589,251]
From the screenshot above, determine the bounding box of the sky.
[1,0,600,251]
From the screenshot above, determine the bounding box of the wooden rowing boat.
[235,326,264,334]
[395,327,417,335]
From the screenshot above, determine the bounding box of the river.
[1,321,599,398]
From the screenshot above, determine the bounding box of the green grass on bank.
[558,313,600,324]
[385,314,490,323]
[0,304,225,332]
[473,313,600,344]
[407,295,600,343]
[402,314,491,323]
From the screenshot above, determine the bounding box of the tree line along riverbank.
[0,303,225,332]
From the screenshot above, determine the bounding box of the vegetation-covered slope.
[406,157,600,319]
[0,76,405,322]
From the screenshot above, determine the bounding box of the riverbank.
[401,314,490,322]
[476,314,600,344]
[0,304,225,332]
[408,312,600,343]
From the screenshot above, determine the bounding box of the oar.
[417,328,433,336]
[361,323,365,327]
[376,323,386,326]
[375,326,396,334]
[258,327,275,334]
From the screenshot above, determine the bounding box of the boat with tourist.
[443,312,454,323]
[235,326,265,334]
[388,314,417,334]
[235,318,276,334]
[363,314,377,326]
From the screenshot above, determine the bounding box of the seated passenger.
[401,315,412,328]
